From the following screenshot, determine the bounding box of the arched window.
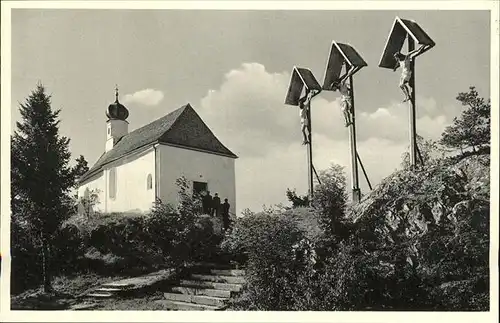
[147,174,152,190]
[109,168,116,199]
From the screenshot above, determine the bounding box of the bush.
[222,211,315,310]
[55,177,225,276]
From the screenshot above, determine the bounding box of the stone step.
[69,302,100,310]
[164,292,227,307]
[153,300,222,311]
[101,282,134,289]
[179,280,243,292]
[191,274,246,284]
[170,286,231,298]
[191,262,233,270]
[94,287,123,293]
[85,292,113,298]
[210,269,246,276]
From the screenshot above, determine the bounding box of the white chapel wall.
[157,144,236,214]
[103,147,156,213]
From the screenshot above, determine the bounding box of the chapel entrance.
[193,181,208,196]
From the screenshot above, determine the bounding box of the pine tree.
[440,86,490,153]
[11,83,74,292]
[72,155,89,185]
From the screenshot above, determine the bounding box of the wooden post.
[408,37,417,168]
[348,75,361,203]
[307,105,314,204]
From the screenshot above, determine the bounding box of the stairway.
[155,266,246,310]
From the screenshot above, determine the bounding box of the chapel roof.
[78,103,237,185]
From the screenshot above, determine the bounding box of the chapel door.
[193,181,208,196]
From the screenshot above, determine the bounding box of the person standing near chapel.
[203,191,213,215]
[212,193,221,217]
[221,198,231,230]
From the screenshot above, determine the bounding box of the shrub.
[312,164,350,239]
[55,177,225,276]
[223,211,314,310]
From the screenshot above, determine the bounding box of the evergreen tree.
[72,155,89,185]
[440,86,490,153]
[11,83,74,292]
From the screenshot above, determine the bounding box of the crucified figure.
[299,89,314,145]
[393,44,427,102]
[330,62,356,127]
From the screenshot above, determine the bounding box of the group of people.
[201,191,232,230]
[298,44,428,141]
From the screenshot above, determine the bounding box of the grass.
[11,273,129,310]
[10,271,182,311]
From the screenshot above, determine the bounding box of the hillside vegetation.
[222,153,489,310]
[221,86,491,310]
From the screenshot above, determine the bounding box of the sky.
[10,9,491,216]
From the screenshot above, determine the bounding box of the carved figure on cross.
[298,89,315,145]
[331,62,357,127]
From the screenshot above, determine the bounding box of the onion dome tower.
[107,86,129,121]
[105,85,129,152]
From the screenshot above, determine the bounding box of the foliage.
[225,154,489,311]
[440,86,490,153]
[71,155,89,186]
[222,211,317,310]
[11,83,75,292]
[286,188,309,207]
[10,215,43,294]
[401,134,442,168]
[351,154,490,310]
[77,188,101,218]
[53,177,223,278]
[311,164,350,239]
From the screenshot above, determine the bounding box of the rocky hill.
[350,153,490,310]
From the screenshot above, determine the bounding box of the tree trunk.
[41,233,53,293]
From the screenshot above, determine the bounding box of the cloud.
[122,88,164,106]
[196,63,452,215]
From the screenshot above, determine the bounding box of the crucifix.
[285,66,323,203]
[322,41,372,203]
[379,17,435,169]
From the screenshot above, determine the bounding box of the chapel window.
[147,174,152,190]
[109,168,116,199]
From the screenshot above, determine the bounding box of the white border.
[1,1,499,322]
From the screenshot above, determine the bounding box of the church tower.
[105,86,129,152]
